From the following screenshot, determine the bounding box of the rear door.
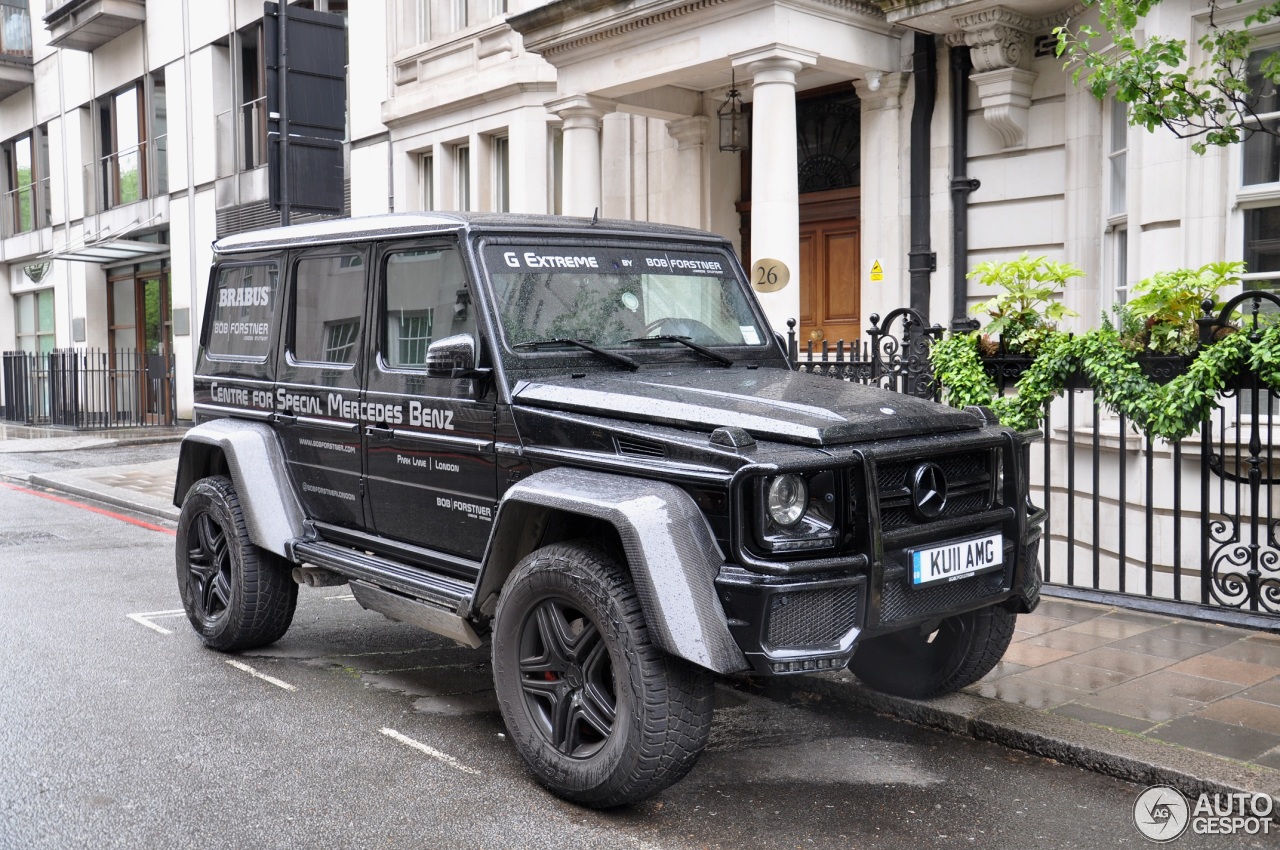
[274,244,369,528]
[363,240,497,568]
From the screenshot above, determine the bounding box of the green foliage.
[933,259,1280,442]
[928,333,997,409]
[967,253,1083,354]
[1055,0,1280,153]
[1123,261,1241,354]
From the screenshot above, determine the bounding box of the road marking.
[380,728,481,775]
[0,481,176,536]
[126,609,187,634]
[325,593,356,601]
[225,659,297,692]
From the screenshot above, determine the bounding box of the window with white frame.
[452,0,468,30]
[1242,45,1280,293]
[455,144,470,211]
[420,152,434,210]
[1106,97,1130,306]
[15,289,53,354]
[493,135,509,213]
[549,127,563,215]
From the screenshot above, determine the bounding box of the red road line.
[0,481,176,536]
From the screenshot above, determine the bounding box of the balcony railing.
[1,2,32,59]
[215,97,268,179]
[82,135,167,214]
[2,176,51,236]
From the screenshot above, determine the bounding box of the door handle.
[365,424,394,439]
[808,328,825,342]
[273,412,297,426]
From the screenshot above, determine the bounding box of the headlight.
[767,474,807,526]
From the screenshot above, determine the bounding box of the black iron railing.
[1,348,175,428]
[786,295,1280,627]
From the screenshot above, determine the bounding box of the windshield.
[483,244,770,350]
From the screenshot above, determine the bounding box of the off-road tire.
[175,475,297,651]
[848,604,1016,699]
[491,542,714,808]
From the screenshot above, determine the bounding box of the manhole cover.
[0,531,64,547]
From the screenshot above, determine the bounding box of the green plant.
[968,254,1083,354]
[1124,261,1241,355]
[931,261,1280,442]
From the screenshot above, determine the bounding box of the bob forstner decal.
[207,383,455,431]
[491,246,725,276]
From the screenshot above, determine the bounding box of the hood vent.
[615,436,667,459]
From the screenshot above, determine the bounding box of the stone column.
[735,47,815,333]
[666,115,710,229]
[547,95,613,217]
[853,72,909,326]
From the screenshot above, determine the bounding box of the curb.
[23,473,180,524]
[797,671,1280,805]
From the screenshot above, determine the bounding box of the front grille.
[879,569,1005,623]
[766,586,860,648]
[875,450,995,529]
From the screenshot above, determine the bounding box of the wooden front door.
[798,187,861,349]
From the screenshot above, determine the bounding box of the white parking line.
[325,593,356,601]
[126,609,187,634]
[380,728,481,775]
[224,659,297,692]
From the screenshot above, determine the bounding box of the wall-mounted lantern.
[718,70,748,152]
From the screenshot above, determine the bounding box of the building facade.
[0,0,1275,423]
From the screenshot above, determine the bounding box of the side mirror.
[425,333,479,378]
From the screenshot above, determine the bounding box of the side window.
[382,246,474,369]
[205,263,278,360]
[291,247,365,365]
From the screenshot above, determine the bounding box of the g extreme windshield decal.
[492,247,727,276]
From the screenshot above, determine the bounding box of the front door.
[798,188,861,349]
[363,241,496,570]
[108,265,173,424]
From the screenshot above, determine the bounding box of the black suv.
[174,212,1044,807]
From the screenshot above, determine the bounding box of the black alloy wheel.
[517,597,616,759]
[175,476,297,651]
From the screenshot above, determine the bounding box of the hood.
[511,368,981,447]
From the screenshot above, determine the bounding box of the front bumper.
[716,518,1044,675]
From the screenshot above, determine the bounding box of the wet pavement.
[1,421,1277,803]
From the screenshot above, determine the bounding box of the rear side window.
[291,247,366,364]
[205,263,278,360]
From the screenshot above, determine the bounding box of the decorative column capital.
[732,45,817,84]
[853,71,908,109]
[970,66,1038,149]
[546,94,615,128]
[666,115,710,151]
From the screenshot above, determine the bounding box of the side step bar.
[291,540,482,648]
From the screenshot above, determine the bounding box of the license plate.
[909,533,1003,587]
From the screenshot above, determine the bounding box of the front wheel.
[175,475,297,651]
[491,542,714,808]
[848,604,1016,699]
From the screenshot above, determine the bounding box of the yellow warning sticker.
[870,259,884,282]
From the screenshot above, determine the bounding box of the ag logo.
[1134,785,1189,842]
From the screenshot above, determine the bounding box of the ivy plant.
[932,260,1280,442]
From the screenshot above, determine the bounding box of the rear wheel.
[175,476,297,651]
[491,542,714,808]
[849,604,1015,699]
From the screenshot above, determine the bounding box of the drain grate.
[0,531,65,547]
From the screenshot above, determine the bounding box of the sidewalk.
[1,425,1277,802]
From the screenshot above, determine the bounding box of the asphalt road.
[0,473,1269,850]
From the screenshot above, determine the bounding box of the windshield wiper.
[512,338,639,371]
[623,335,733,367]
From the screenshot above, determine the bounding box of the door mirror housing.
[426,333,484,378]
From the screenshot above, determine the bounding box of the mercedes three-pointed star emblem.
[910,461,948,519]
